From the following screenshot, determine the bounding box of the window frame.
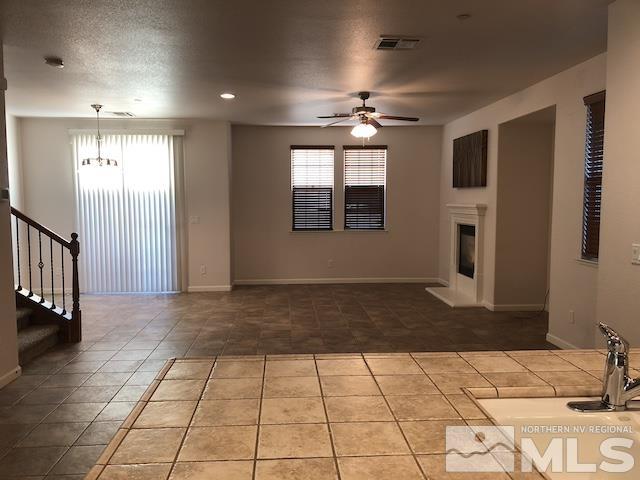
[290,145,335,232]
[580,91,606,262]
[343,145,388,231]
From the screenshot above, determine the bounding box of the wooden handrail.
[10,207,72,249]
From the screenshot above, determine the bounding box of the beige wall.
[439,54,607,346]
[494,118,554,307]
[595,0,640,345]
[232,126,442,283]
[13,118,232,292]
[6,115,23,209]
[0,43,20,386]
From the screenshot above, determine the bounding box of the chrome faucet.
[568,323,640,412]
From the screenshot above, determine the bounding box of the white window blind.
[73,133,179,293]
[344,146,387,230]
[291,146,334,230]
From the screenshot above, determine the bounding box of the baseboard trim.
[187,285,233,292]
[233,277,442,286]
[546,333,579,350]
[0,366,21,389]
[482,302,545,312]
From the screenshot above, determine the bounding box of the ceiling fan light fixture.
[351,122,377,139]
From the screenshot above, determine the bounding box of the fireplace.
[458,224,476,278]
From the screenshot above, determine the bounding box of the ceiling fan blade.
[368,118,382,129]
[378,114,420,122]
[321,117,353,128]
[317,113,351,118]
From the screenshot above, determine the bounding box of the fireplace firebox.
[458,224,476,279]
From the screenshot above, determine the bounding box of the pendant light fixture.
[81,104,118,167]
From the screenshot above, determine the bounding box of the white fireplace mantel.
[427,203,487,308]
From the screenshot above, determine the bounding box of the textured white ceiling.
[0,0,611,124]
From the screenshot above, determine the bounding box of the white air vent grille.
[375,37,420,50]
[108,111,135,117]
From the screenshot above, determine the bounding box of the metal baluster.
[61,244,66,315]
[27,226,33,297]
[38,231,44,303]
[15,216,22,291]
[50,237,56,309]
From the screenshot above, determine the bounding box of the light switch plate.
[189,215,200,224]
[632,244,640,265]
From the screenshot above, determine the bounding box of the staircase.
[16,307,60,365]
[10,207,82,365]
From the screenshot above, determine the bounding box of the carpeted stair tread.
[18,324,60,365]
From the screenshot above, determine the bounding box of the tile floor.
[91,352,607,479]
[0,284,554,479]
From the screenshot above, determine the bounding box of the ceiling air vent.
[108,111,135,117]
[375,37,420,50]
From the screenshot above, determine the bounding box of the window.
[344,146,387,230]
[291,146,334,230]
[581,91,606,261]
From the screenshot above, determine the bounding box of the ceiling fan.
[318,91,419,138]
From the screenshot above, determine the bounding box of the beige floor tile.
[481,372,548,387]
[365,358,423,375]
[375,375,438,395]
[44,402,107,423]
[150,380,206,401]
[264,376,321,398]
[511,355,579,372]
[386,395,461,421]
[417,454,511,479]
[320,376,381,396]
[178,426,257,461]
[110,428,186,464]
[428,373,492,394]
[400,420,465,454]
[465,356,527,373]
[258,424,333,459]
[316,359,370,376]
[261,397,326,424]
[256,458,338,480]
[170,460,253,480]
[535,370,601,386]
[99,463,173,479]
[324,396,392,422]
[445,394,486,419]
[265,360,318,377]
[203,378,263,399]
[338,455,425,480]
[164,362,213,380]
[553,352,605,370]
[133,401,197,428]
[192,399,260,426]
[416,356,476,374]
[211,361,265,378]
[331,422,410,456]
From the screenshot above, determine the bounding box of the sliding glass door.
[72,133,180,293]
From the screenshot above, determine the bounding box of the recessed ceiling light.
[220,93,236,99]
[133,98,143,102]
[456,13,472,21]
[44,56,64,68]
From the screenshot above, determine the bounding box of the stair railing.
[10,207,81,342]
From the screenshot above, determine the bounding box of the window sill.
[576,258,598,268]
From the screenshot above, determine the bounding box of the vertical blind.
[73,133,179,293]
[581,91,606,261]
[344,146,387,230]
[291,146,334,230]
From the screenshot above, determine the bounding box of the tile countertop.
[84,349,635,480]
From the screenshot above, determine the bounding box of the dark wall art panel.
[453,130,488,188]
